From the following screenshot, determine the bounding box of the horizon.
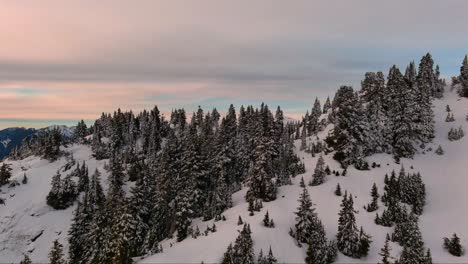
[1,0,468,128]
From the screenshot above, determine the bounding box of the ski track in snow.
[1,90,468,263]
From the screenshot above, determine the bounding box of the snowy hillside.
[1,90,468,263]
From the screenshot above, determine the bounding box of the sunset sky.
[1,0,468,128]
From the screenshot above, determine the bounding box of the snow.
[0,144,109,263]
[1,90,468,263]
[1,138,11,148]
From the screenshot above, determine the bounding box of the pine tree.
[326,86,370,167]
[263,211,270,227]
[87,168,105,212]
[22,173,28,184]
[46,171,62,209]
[19,255,32,264]
[48,239,66,264]
[387,65,416,158]
[310,155,326,186]
[366,183,379,212]
[379,234,392,264]
[266,247,278,264]
[0,163,12,186]
[300,177,305,188]
[323,96,332,114]
[293,186,337,263]
[68,197,91,264]
[222,243,235,264]
[460,55,468,97]
[238,216,243,225]
[246,139,276,202]
[294,187,318,244]
[74,119,88,142]
[232,224,255,264]
[336,193,371,258]
[435,145,444,155]
[444,233,464,257]
[77,161,89,192]
[416,53,435,143]
[335,183,342,196]
[360,71,391,154]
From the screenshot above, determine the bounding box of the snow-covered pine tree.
[335,183,342,196]
[379,234,392,264]
[238,216,243,225]
[232,224,255,264]
[294,187,317,244]
[416,53,436,143]
[19,255,32,264]
[246,138,276,202]
[127,164,153,256]
[360,71,391,154]
[387,65,416,158]
[77,161,89,192]
[263,211,270,227]
[48,239,66,264]
[292,186,337,263]
[46,171,62,209]
[435,145,444,155]
[326,86,370,168]
[366,183,379,212]
[68,196,92,264]
[336,193,371,258]
[309,155,327,186]
[460,55,468,97]
[323,96,332,114]
[444,233,464,257]
[21,173,28,184]
[87,168,105,212]
[73,119,88,142]
[0,163,12,186]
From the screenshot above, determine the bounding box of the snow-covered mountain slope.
[1,90,468,263]
[0,145,109,263]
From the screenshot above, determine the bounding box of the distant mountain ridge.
[0,125,76,160]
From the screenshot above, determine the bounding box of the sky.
[1,0,468,129]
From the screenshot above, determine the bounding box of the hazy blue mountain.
[0,128,37,160]
[0,125,76,160]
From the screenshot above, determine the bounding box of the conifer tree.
[0,163,12,186]
[46,171,62,209]
[22,173,28,184]
[335,183,342,196]
[263,211,270,227]
[48,239,66,264]
[68,197,91,264]
[416,53,436,143]
[379,234,392,264]
[19,255,32,264]
[323,96,332,114]
[326,86,370,168]
[232,224,255,264]
[238,216,244,225]
[444,233,464,257]
[336,193,371,258]
[87,168,105,212]
[366,183,379,212]
[360,71,391,154]
[77,161,89,192]
[300,177,305,188]
[246,139,276,202]
[460,55,468,97]
[387,65,416,158]
[310,155,326,186]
